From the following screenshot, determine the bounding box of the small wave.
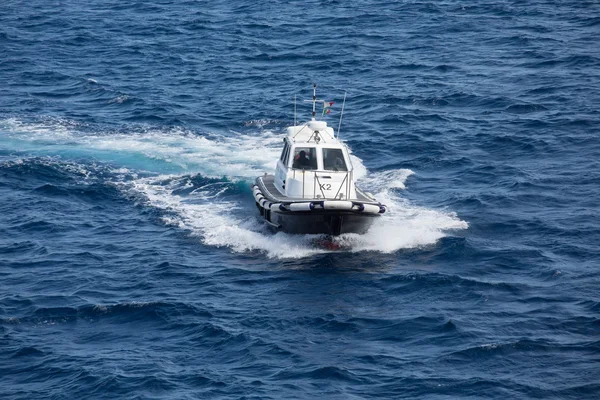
[11,346,46,358]
[108,94,131,104]
[520,55,600,69]
[16,219,70,234]
[577,299,600,313]
[431,64,459,72]
[505,103,548,114]
[442,338,592,363]
[273,366,364,383]
[378,272,522,296]
[33,183,71,196]
[1,301,211,327]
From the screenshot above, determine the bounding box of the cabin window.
[322,148,347,171]
[292,147,317,170]
[279,145,285,162]
[284,145,290,166]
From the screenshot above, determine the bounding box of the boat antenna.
[337,91,347,139]
[304,83,327,120]
[312,83,316,120]
[294,94,296,126]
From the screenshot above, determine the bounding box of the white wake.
[1,117,468,258]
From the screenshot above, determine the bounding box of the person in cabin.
[295,150,311,169]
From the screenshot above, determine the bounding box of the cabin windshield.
[292,147,317,170]
[323,148,347,172]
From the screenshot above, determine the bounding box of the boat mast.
[337,91,346,139]
[312,83,316,120]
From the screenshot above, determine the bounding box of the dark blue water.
[1,1,599,398]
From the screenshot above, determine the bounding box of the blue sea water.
[1,0,599,398]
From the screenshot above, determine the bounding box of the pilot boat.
[252,84,386,235]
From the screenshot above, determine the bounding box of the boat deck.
[256,174,379,205]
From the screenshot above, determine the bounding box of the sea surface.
[1,1,599,398]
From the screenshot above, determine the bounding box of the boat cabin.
[273,120,358,200]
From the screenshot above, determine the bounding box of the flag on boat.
[322,101,335,116]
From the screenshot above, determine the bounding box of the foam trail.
[1,117,468,258]
[331,169,468,253]
[0,117,281,177]
[124,175,329,259]
[124,168,467,258]
[335,180,468,253]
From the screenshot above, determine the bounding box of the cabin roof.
[286,120,340,145]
